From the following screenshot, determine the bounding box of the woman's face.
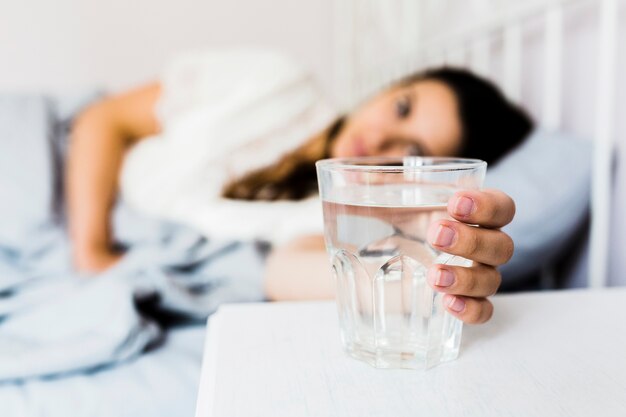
[330,79,463,158]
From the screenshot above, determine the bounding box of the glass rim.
[315,156,487,172]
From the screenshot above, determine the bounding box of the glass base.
[338,308,463,370]
[330,241,466,370]
[342,332,461,370]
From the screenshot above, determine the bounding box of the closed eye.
[378,139,425,156]
[404,143,423,156]
[395,94,412,119]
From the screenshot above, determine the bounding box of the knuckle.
[481,302,494,323]
[508,195,517,220]
[500,235,515,263]
[465,228,481,258]
[496,193,516,224]
[462,267,477,293]
[465,300,493,324]
[484,189,515,226]
[464,305,483,324]
[488,199,501,223]
[491,270,502,295]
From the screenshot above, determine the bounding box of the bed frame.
[334,0,620,288]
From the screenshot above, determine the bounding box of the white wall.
[0,0,334,94]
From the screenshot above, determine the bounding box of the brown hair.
[222,118,344,201]
[404,68,532,164]
[222,67,533,202]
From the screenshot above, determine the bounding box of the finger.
[426,263,501,297]
[442,295,494,324]
[447,189,515,229]
[427,220,514,266]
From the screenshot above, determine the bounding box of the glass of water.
[316,157,486,369]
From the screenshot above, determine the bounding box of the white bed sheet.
[2,325,205,417]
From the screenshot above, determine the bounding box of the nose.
[362,130,389,155]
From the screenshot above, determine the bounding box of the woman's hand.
[426,189,515,324]
[73,246,123,274]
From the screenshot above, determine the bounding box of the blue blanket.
[0,93,265,381]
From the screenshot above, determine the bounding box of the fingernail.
[433,225,455,247]
[428,268,454,287]
[454,196,475,217]
[445,295,466,313]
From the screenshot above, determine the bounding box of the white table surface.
[195,288,626,417]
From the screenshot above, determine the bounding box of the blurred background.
[1,0,625,416]
[1,0,624,282]
[0,0,334,93]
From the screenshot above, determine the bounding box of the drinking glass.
[316,157,486,369]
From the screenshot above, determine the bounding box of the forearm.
[64,83,161,272]
[264,235,335,301]
[66,103,128,265]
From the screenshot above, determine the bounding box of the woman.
[67,49,525,325]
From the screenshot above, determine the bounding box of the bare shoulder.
[75,82,162,142]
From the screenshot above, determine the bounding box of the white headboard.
[334,0,624,288]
